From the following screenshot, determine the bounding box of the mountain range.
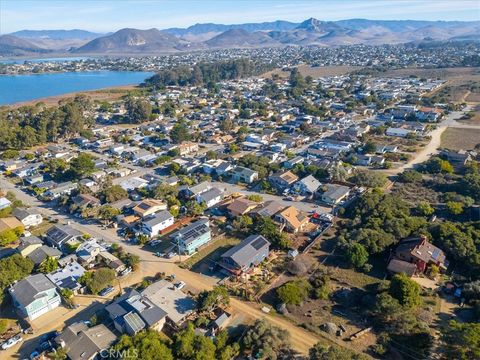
[2,18,479,56]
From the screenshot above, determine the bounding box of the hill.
[73,28,188,54]
[205,29,280,48]
[0,35,51,56]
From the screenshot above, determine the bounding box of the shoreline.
[3,84,140,108]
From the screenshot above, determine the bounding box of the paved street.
[0,175,328,358]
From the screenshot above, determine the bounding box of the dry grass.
[380,67,480,80]
[441,127,480,151]
[10,85,136,108]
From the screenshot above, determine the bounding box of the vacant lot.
[441,127,480,151]
[262,65,362,79]
[12,85,136,107]
[380,67,480,80]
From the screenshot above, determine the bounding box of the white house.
[0,197,12,210]
[141,210,174,237]
[12,208,43,228]
[196,188,224,208]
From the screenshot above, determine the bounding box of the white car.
[121,267,132,276]
[175,281,186,290]
[1,335,23,350]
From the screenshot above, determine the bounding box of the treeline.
[144,58,274,88]
[0,95,94,150]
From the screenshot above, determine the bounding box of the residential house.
[133,199,168,218]
[105,289,167,335]
[231,166,258,184]
[227,198,258,217]
[293,175,321,196]
[26,245,62,266]
[98,251,125,273]
[76,239,106,265]
[119,177,148,191]
[389,235,448,275]
[320,184,351,205]
[269,171,299,191]
[55,322,117,360]
[44,182,77,199]
[442,149,473,171]
[0,217,24,232]
[45,224,83,250]
[218,235,270,275]
[9,273,61,320]
[72,194,101,209]
[178,142,199,156]
[181,181,212,198]
[275,206,309,233]
[170,218,211,255]
[283,156,304,169]
[17,236,43,257]
[0,197,12,210]
[250,200,285,218]
[141,210,175,238]
[386,127,415,138]
[46,261,86,293]
[141,280,196,327]
[196,187,224,208]
[13,208,43,228]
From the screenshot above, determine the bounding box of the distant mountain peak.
[295,18,341,33]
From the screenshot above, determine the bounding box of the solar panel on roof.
[251,238,267,250]
[431,248,441,260]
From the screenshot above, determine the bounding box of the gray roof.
[170,218,210,247]
[251,200,285,218]
[298,175,321,193]
[26,245,62,265]
[143,210,174,227]
[17,235,43,252]
[46,224,83,247]
[221,235,270,268]
[188,181,211,196]
[233,166,257,177]
[12,207,39,221]
[124,311,146,333]
[9,273,57,308]
[56,323,117,360]
[322,184,350,201]
[106,289,167,329]
[198,187,223,203]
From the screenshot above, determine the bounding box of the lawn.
[180,236,241,270]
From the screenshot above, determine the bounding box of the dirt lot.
[441,127,480,151]
[380,67,480,80]
[262,65,362,79]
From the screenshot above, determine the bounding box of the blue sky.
[1,0,479,33]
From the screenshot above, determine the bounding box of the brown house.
[388,235,448,276]
[227,198,258,217]
[274,206,309,233]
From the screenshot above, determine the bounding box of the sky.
[1,0,479,34]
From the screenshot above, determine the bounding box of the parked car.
[40,331,58,343]
[120,267,132,276]
[29,350,40,360]
[166,252,176,259]
[2,335,23,350]
[175,281,186,290]
[99,286,115,297]
[149,240,161,247]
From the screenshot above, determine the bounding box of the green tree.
[0,229,20,246]
[242,319,290,360]
[363,141,377,154]
[310,274,330,300]
[80,268,116,295]
[351,170,387,188]
[113,330,173,360]
[417,201,434,216]
[441,320,480,360]
[102,185,128,203]
[247,194,263,202]
[97,205,120,222]
[125,96,153,124]
[399,170,423,183]
[232,215,253,233]
[389,273,421,308]
[197,286,230,313]
[69,153,95,179]
[39,256,59,273]
[309,343,368,360]
[185,200,206,216]
[277,279,311,305]
[170,121,190,144]
[0,254,34,302]
[345,243,369,270]
[446,201,464,215]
